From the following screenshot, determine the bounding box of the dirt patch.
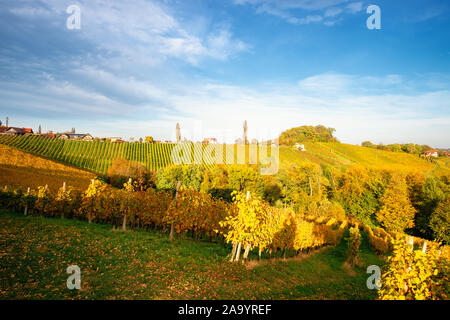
[341,261,357,276]
[244,246,330,270]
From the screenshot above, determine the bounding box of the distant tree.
[156,165,204,191]
[139,137,143,143]
[145,136,154,143]
[279,125,338,145]
[361,141,375,148]
[376,173,416,233]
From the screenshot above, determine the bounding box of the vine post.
[122,178,132,231]
[169,181,181,242]
[24,187,30,216]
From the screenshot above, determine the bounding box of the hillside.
[0,144,95,192]
[279,142,450,176]
[1,135,447,177]
[0,211,383,299]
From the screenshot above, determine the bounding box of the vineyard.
[1,135,449,300]
[0,135,271,175]
[1,135,447,179]
[1,178,448,300]
[0,135,177,174]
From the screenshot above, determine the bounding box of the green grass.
[0,211,385,300]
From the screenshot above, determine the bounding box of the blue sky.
[0,0,449,147]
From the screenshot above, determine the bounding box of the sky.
[0,0,449,147]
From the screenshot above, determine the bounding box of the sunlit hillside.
[0,144,95,192]
[279,142,449,176]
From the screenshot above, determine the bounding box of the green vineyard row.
[0,135,265,175]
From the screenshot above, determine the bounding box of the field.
[0,211,384,300]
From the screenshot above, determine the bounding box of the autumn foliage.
[376,173,416,233]
[379,237,449,300]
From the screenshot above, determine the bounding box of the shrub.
[347,226,361,266]
[379,238,449,300]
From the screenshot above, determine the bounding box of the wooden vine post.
[122,178,132,231]
[24,187,30,216]
[61,182,66,219]
[88,179,94,224]
[169,181,181,242]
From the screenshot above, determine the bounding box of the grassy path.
[0,211,384,300]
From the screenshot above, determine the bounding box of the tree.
[376,173,416,233]
[279,125,338,145]
[156,165,204,191]
[361,141,375,148]
[429,195,450,243]
[228,165,264,197]
[336,166,381,225]
[145,136,154,143]
[415,176,445,239]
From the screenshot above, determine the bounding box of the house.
[58,133,93,141]
[0,127,34,135]
[294,143,306,151]
[423,150,439,158]
[203,138,217,144]
[110,137,123,143]
[40,133,56,139]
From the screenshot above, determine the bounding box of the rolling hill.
[0,135,448,178]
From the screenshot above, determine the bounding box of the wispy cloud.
[2,70,449,146]
[6,0,248,65]
[346,2,363,14]
[233,0,364,26]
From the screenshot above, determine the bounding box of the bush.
[346,226,361,266]
[379,238,449,300]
